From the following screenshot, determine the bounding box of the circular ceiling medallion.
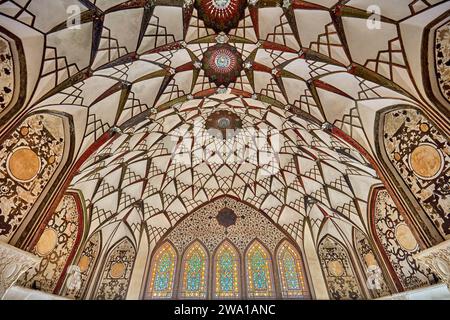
[110,262,126,279]
[202,44,243,87]
[78,255,90,273]
[327,260,344,277]
[195,0,246,32]
[395,223,418,251]
[36,228,58,256]
[7,147,41,183]
[409,143,443,179]
[216,207,237,228]
[205,110,242,139]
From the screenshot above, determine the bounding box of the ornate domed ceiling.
[0,0,448,301]
[72,94,379,245]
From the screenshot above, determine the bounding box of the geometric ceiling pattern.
[1,0,449,300]
[2,0,448,162]
[71,94,380,247]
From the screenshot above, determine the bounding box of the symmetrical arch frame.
[2,110,76,249]
[317,234,366,300]
[142,195,313,300]
[211,239,241,299]
[374,105,447,244]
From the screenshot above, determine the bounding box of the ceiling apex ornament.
[195,0,247,33]
[215,32,229,44]
[248,0,258,5]
[202,44,243,87]
[206,110,242,139]
[282,0,291,9]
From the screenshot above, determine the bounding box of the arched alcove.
[142,196,311,300]
[376,106,449,239]
[0,112,74,246]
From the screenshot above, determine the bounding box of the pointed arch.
[0,112,73,244]
[276,240,309,299]
[375,105,448,241]
[147,241,177,299]
[352,227,392,298]
[318,235,364,300]
[179,240,209,299]
[213,240,241,299]
[369,187,431,291]
[94,237,136,300]
[245,239,275,299]
[62,231,102,299]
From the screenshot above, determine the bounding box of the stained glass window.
[148,242,177,299]
[246,241,275,298]
[214,241,240,299]
[180,241,208,299]
[277,241,309,298]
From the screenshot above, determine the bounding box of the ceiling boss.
[195,0,247,32]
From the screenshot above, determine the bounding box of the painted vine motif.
[18,194,79,293]
[318,236,363,300]
[0,114,65,241]
[62,232,101,299]
[383,108,449,237]
[353,228,391,298]
[374,189,431,290]
[95,238,136,300]
[435,21,450,103]
[0,36,14,111]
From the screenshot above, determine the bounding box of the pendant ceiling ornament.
[195,0,247,32]
[205,109,243,139]
[202,44,243,87]
[1,0,449,300]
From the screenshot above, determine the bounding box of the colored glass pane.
[148,242,177,299]
[277,241,308,298]
[246,241,274,298]
[181,242,208,298]
[214,242,240,299]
